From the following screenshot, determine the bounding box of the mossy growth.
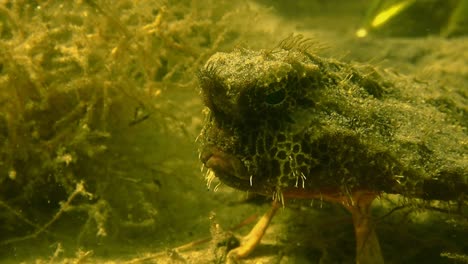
[0,0,275,260]
[198,38,467,201]
[197,35,467,262]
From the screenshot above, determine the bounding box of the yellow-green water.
[0,1,466,263]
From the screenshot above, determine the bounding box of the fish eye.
[265,89,286,105]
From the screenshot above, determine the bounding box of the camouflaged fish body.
[198,44,467,201]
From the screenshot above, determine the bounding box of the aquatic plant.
[0,0,266,258]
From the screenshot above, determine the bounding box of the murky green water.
[0,1,466,263]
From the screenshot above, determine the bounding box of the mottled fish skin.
[197,38,467,201]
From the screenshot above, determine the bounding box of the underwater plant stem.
[227,201,280,261]
[124,212,260,263]
[344,192,384,264]
[1,181,91,245]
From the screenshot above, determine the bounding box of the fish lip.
[199,146,226,173]
[199,146,248,180]
[200,148,214,165]
[200,146,275,195]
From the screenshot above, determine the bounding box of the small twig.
[228,213,259,231]
[74,248,94,264]
[375,205,408,222]
[1,181,92,245]
[124,212,259,264]
[0,199,43,230]
[48,242,64,264]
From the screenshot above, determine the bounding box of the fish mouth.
[200,146,257,191]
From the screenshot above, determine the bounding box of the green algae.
[0,0,466,263]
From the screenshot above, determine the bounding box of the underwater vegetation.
[0,0,466,263]
[0,0,275,261]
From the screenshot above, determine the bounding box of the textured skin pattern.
[197,40,467,201]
